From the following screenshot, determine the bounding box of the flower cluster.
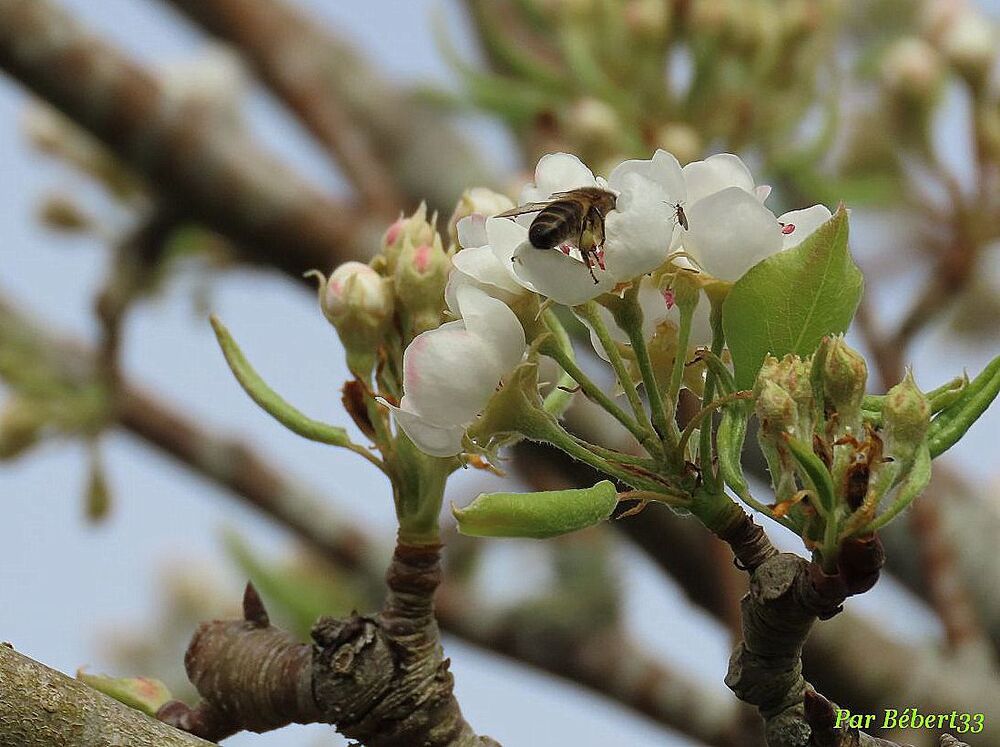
[389,149,833,457]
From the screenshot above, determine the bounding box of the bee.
[496,187,617,283]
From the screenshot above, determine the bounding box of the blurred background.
[1,1,999,745]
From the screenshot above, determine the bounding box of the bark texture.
[159,546,500,747]
[0,643,215,747]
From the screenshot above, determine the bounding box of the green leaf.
[76,671,172,716]
[723,207,863,390]
[210,316,351,446]
[927,355,1000,458]
[453,481,618,539]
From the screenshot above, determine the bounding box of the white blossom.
[386,286,526,457]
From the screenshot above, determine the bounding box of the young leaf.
[76,671,172,716]
[723,207,863,390]
[211,316,351,446]
[453,481,618,539]
[927,354,1000,458]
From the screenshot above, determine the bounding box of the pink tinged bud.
[413,244,433,274]
[323,261,391,322]
[385,218,405,247]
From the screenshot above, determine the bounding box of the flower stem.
[677,390,753,459]
[540,310,581,418]
[575,302,661,457]
[667,294,695,413]
[540,332,653,451]
[619,287,677,452]
[699,298,726,492]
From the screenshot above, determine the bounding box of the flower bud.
[395,233,451,335]
[317,261,394,376]
[754,377,800,501]
[882,370,931,462]
[756,378,799,438]
[820,336,868,430]
[382,203,437,272]
[880,37,944,104]
[447,187,514,247]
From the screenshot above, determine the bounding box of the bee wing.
[494,201,553,219]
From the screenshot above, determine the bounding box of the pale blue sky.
[0,2,997,746]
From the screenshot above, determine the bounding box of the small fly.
[670,201,689,231]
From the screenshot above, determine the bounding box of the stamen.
[780,222,796,235]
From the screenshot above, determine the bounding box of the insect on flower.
[496,187,617,283]
[669,201,689,231]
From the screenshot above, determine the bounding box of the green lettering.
[882,709,898,729]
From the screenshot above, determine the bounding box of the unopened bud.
[315,261,394,375]
[882,370,931,461]
[447,187,514,247]
[395,234,451,334]
[821,336,868,429]
[756,378,799,437]
[382,203,437,271]
[880,37,944,103]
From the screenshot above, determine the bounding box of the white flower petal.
[683,187,782,281]
[777,205,833,251]
[453,285,526,371]
[512,243,616,306]
[529,152,597,200]
[388,400,468,457]
[457,214,488,249]
[486,216,532,265]
[609,148,686,201]
[402,325,504,425]
[602,172,676,281]
[683,153,756,204]
[448,246,525,310]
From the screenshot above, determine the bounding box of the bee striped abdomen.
[529,201,581,249]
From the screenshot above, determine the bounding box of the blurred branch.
[161,0,495,215]
[0,0,367,279]
[0,644,215,747]
[436,585,737,747]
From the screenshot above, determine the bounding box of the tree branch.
[160,549,499,746]
[0,643,215,747]
[161,0,495,215]
[0,0,366,279]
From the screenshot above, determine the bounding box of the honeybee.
[496,187,617,283]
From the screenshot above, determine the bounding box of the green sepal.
[723,207,863,390]
[76,670,172,716]
[453,480,618,539]
[927,355,1000,458]
[210,316,351,446]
